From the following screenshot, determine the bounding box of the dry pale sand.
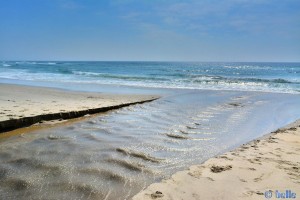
[0,84,158,131]
[133,120,300,200]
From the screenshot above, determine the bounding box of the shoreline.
[133,120,300,200]
[0,83,159,133]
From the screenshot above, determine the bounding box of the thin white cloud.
[59,0,84,10]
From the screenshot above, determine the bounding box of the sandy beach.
[0,82,299,200]
[133,120,300,200]
[0,83,159,132]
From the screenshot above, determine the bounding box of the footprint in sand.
[151,191,164,198]
[244,190,264,197]
[239,178,247,182]
[210,165,232,173]
[254,174,264,182]
[247,158,262,165]
[288,127,297,131]
[218,155,233,161]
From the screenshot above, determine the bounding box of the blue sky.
[0,0,299,61]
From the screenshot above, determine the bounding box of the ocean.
[1,61,300,93]
[0,61,300,199]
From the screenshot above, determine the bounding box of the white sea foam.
[224,65,272,70]
[72,71,103,76]
[37,62,57,65]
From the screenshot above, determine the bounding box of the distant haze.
[0,0,299,62]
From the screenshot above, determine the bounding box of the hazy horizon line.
[2,60,300,63]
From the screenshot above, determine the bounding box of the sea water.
[0,61,299,93]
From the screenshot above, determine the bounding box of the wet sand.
[0,83,159,132]
[133,120,300,200]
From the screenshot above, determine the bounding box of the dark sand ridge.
[0,83,159,133]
